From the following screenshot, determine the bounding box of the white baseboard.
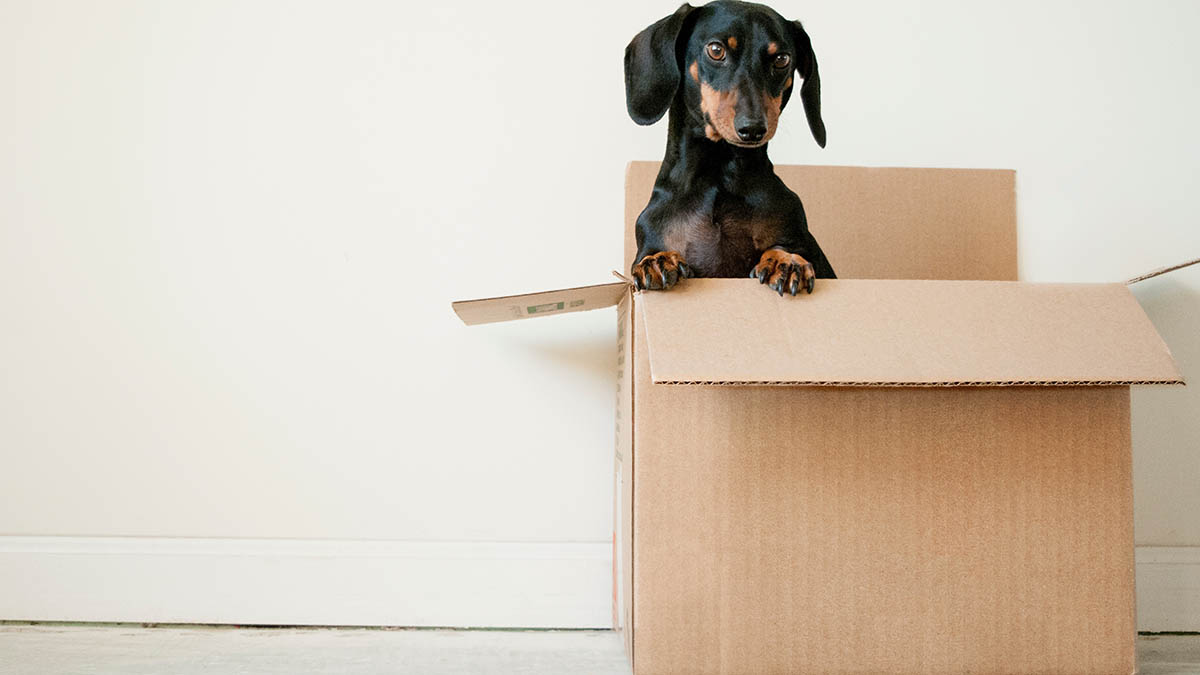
[1136,546,1200,632]
[2,538,1195,632]
[0,537,612,628]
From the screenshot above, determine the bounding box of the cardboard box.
[453,162,1184,674]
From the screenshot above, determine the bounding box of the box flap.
[452,282,628,325]
[638,279,1184,386]
[1126,256,1200,284]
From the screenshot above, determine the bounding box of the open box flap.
[452,281,629,326]
[638,278,1184,386]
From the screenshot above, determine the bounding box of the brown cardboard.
[638,278,1183,387]
[631,306,1136,675]
[451,281,627,325]
[624,162,1018,280]
[615,293,635,661]
[623,314,1150,674]
[452,163,1184,674]
[1126,256,1200,284]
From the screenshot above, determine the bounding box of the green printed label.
[527,301,565,315]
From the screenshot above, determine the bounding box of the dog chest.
[661,203,773,278]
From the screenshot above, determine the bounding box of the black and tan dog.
[626,0,835,295]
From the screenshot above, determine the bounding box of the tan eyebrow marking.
[727,36,738,49]
[767,42,778,55]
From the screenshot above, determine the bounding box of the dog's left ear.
[782,20,826,148]
[624,3,696,126]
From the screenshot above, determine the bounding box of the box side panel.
[633,384,1134,675]
[624,162,1017,281]
[777,164,1017,281]
[632,299,717,673]
[615,294,635,662]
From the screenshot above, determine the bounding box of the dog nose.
[736,123,766,143]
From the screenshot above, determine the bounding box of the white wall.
[1,0,1198,628]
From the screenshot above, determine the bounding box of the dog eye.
[773,53,791,69]
[706,42,726,61]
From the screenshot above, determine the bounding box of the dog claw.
[631,251,690,292]
[752,249,818,298]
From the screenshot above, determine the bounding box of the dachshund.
[625,0,835,295]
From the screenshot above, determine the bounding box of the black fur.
[625,0,835,294]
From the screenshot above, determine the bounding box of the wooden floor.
[1,625,1198,674]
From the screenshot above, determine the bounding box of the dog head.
[624,0,825,148]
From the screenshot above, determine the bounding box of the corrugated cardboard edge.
[652,379,1183,386]
[1126,257,1200,285]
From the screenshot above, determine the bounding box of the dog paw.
[751,249,816,296]
[631,251,692,291]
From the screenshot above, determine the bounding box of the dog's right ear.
[624,3,696,126]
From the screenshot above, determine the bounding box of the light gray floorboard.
[1140,635,1200,675]
[0,626,630,675]
[1,625,1197,674]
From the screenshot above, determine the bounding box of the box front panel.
[631,337,1134,675]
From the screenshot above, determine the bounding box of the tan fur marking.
[757,248,810,269]
[689,61,699,82]
[699,81,739,143]
[785,76,793,89]
[632,251,688,290]
[726,36,737,49]
[754,248,815,293]
[763,90,783,142]
[767,42,778,55]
